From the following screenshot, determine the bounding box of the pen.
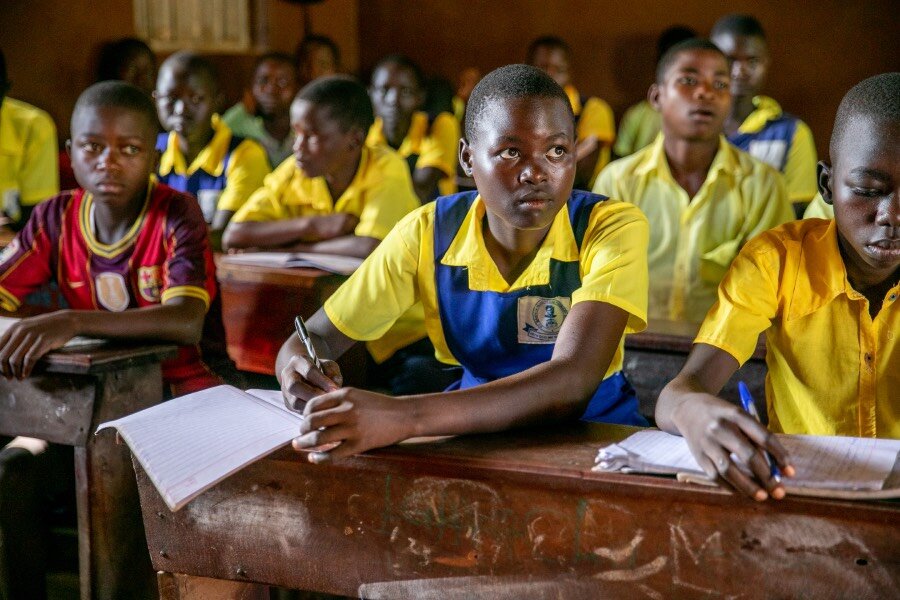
[294,315,322,371]
[738,381,782,483]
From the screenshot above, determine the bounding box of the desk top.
[215,254,345,287]
[43,342,178,374]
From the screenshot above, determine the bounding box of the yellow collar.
[635,134,746,184]
[79,180,154,258]
[158,114,232,177]
[738,96,783,134]
[367,112,429,155]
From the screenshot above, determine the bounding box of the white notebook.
[220,252,363,275]
[97,385,303,511]
[594,429,900,499]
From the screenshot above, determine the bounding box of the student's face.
[290,99,360,179]
[529,46,570,88]
[712,33,769,98]
[252,60,298,118]
[650,49,731,142]
[154,64,216,141]
[460,96,575,234]
[300,44,338,83]
[370,63,423,136]
[823,117,900,279]
[69,105,157,208]
[121,51,157,96]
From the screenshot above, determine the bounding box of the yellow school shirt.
[803,193,834,219]
[366,111,460,196]
[593,134,793,323]
[695,219,899,438]
[158,114,270,213]
[324,196,649,380]
[737,96,818,204]
[232,143,423,362]
[613,100,660,158]
[565,85,616,188]
[0,97,59,220]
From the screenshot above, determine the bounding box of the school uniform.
[564,85,616,188]
[613,99,660,158]
[221,102,294,169]
[593,134,793,323]
[0,97,59,222]
[323,191,650,425]
[0,181,223,397]
[367,111,460,199]
[695,218,899,438]
[231,143,426,366]
[156,115,270,222]
[728,96,818,204]
[803,193,834,219]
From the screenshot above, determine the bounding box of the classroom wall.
[357,0,900,159]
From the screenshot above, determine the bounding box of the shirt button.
[865,353,873,363]
[890,294,898,302]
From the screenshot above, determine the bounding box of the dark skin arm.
[411,166,445,203]
[208,209,236,252]
[283,235,380,259]
[221,213,360,251]
[276,301,628,463]
[0,296,207,379]
[656,343,795,501]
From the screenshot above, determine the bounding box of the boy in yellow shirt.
[275,64,650,462]
[594,38,792,323]
[656,73,900,500]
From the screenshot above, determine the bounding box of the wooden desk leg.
[75,366,164,600]
[158,572,268,600]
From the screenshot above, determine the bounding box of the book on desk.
[220,252,363,275]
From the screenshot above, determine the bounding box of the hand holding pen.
[281,315,342,411]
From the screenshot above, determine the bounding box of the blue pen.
[738,381,782,483]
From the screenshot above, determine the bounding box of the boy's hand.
[671,393,795,501]
[0,312,77,379]
[280,353,343,411]
[306,213,360,241]
[292,387,414,463]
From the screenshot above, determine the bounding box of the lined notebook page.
[97,385,302,511]
[597,430,900,492]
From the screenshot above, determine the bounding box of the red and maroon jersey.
[0,181,222,396]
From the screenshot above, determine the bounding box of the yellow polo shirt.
[367,111,460,196]
[593,134,793,323]
[803,193,834,219]
[695,219,899,438]
[565,85,616,188]
[158,114,269,213]
[735,96,818,204]
[0,97,59,220]
[324,196,649,379]
[613,100,660,158]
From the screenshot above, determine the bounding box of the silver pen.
[294,316,322,371]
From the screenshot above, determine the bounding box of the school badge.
[95,272,129,312]
[138,266,163,302]
[517,296,571,344]
[0,238,20,266]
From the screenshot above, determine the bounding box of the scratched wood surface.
[136,423,900,600]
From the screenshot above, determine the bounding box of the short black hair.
[656,38,727,83]
[464,64,573,141]
[711,14,767,41]
[71,80,158,137]
[657,26,698,62]
[526,36,570,63]
[371,54,425,90]
[831,72,900,157]
[296,34,341,68]
[296,75,374,133]
[158,51,219,92]
[96,37,155,82]
[254,51,296,74]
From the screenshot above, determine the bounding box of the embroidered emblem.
[138,265,163,302]
[197,189,222,223]
[0,238,20,266]
[517,296,571,344]
[95,272,129,312]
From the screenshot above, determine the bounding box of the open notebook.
[0,316,105,349]
[594,429,900,499]
[220,252,363,275]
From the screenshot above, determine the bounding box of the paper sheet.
[221,252,363,275]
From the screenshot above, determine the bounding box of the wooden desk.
[0,343,176,600]
[135,423,899,599]
[625,319,767,420]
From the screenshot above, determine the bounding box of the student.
[593,39,792,323]
[527,36,615,189]
[0,80,224,596]
[275,64,650,462]
[296,34,340,85]
[367,55,460,202]
[96,37,157,96]
[452,67,480,126]
[614,25,697,158]
[222,52,299,170]
[0,48,59,226]
[154,51,269,238]
[711,14,818,213]
[656,72,900,501]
